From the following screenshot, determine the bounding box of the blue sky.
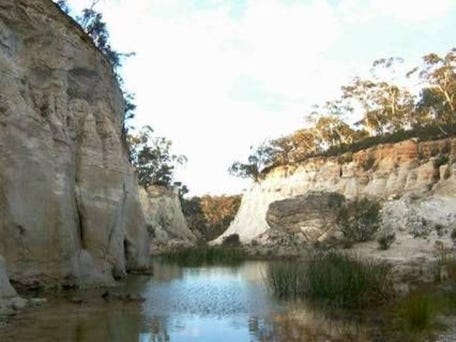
[68,0,456,195]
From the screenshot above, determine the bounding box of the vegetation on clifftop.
[54,0,187,189]
[230,49,456,181]
[127,126,187,188]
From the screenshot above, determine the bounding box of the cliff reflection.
[1,261,372,342]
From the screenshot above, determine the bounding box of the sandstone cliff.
[0,0,149,291]
[140,186,196,254]
[217,138,456,243]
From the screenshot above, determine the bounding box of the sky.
[66,0,456,195]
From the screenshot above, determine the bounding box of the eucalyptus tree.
[411,49,456,124]
[228,142,280,181]
[127,126,187,188]
[341,58,416,135]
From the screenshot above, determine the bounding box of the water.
[0,261,372,341]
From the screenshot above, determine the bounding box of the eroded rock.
[217,137,456,244]
[0,256,24,315]
[0,0,149,287]
[266,192,346,242]
[139,186,196,254]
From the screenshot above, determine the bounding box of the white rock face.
[0,256,16,299]
[0,0,149,287]
[0,255,25,315]
[216,138,456,243]
[139,186,196,253]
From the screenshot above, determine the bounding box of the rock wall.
[0,0,149,288]
[0,256,26,315]
[216,138,456,243]
[140,186,196,254]
[266,192,346,242]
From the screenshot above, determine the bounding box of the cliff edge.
[140,185,196,254]
[217,138,456,243]
[0,0,149,290]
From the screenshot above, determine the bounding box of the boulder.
[266,192,346,242]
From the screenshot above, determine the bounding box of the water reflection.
[139,261,277,341]
[140,261,370,341]
[0,261,372,341]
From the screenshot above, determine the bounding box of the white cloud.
[337,0,456,23]
[65,0,456,195]
[371,0,455,22]
[82,0,344,194]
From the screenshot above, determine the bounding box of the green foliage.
[265,252,393,309]
[337,198,382,243]
[232,48,456,180]
[434,155,450,168]
[395,292,437,335]
[221,234,241,247]
[293,123,456,166]
[361,154,376,171]
[181,195,241,241]
[77,5,130,71]
[451,228,456,242]
[266,262,304,298]
[337,152,353,164]
[377,232,396,250]
[55,0,69,13]
[228,142,279,181]
[53,0,136,129]
[162,246,246,267]
[304,252,392,309]
[413,49,456,124]
[127,126,186,188]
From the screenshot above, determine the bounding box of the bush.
[377,232,396,250]
[435,224,444,237]
[451,228,456,243]
[266,251,393,309]
[337,198,382,243]
[222,234,241,247]
[396,292,437,334]
[434,155,449,168]
[259,123,456,177]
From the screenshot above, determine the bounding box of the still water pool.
[0,261,371,341]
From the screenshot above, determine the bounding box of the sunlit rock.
[0,0,149,288]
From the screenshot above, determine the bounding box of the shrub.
[377,232,396,250]
[337,198,382,243]
[433,155,449,168]
[451,228,456,243]
[266,251,393,309]
[361,154,376,171]
[222,233,241,247]
[337,152,353,164]
[396,292,437,334]
[435,224,444,237]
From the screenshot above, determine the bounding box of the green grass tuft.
[266,251,393,309]
[397,292,436,333]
